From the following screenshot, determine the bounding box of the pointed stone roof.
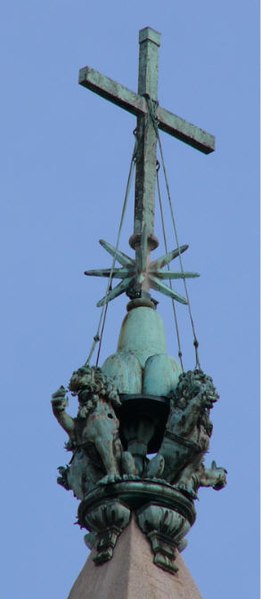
[68,518,203,599]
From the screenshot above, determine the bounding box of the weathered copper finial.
[52,28,226,579]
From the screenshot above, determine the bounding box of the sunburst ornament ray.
[84,239,199,307]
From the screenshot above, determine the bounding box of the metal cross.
[81,27,215,306]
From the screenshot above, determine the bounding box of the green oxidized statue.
[146,369,227,498]
[52,363,226,573]
[52,366,136,499]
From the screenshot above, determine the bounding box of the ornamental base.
[149,531,178,573]
[77,478,195,574]
[79,499,131,565]
[137,502,191,574]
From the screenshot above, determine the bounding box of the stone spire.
[68,518,203,599]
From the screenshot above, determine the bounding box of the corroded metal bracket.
[137,503,191,574]
[80,499,131,564]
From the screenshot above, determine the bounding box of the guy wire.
[85,134,137,366]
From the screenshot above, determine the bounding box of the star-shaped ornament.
[84,239,199,307]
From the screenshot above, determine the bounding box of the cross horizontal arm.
[79,67,147,117]
[157,107,215,154]
[79,66,215,154]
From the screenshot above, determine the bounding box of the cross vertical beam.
[79,26,215,297]
[130,28,161,261]
[80,27,215,307]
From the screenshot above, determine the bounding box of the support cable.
[156,164,184,372]
[85,133,138,366]
[147,98,201,368]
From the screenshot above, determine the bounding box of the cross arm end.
[79,66,147,117]
[157,106,215,154]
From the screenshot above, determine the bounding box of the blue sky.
[1,2,259,598]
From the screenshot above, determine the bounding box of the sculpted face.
[78,388,93,405]
[200,377,219,407]
[173,370,219,413]
[176,397,188,410]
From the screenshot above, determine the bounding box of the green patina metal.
[85,240,199,307]
[79,66,215,152]
[79,33,215,154]
[134,28,160,246]
[104,306,180,386]
[80,26,214,306]
[52,364,226,571]
[52,27,226,576]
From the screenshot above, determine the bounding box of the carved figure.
[52,365,136,499]
[192,461,227,493]
[146,370,221,495]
